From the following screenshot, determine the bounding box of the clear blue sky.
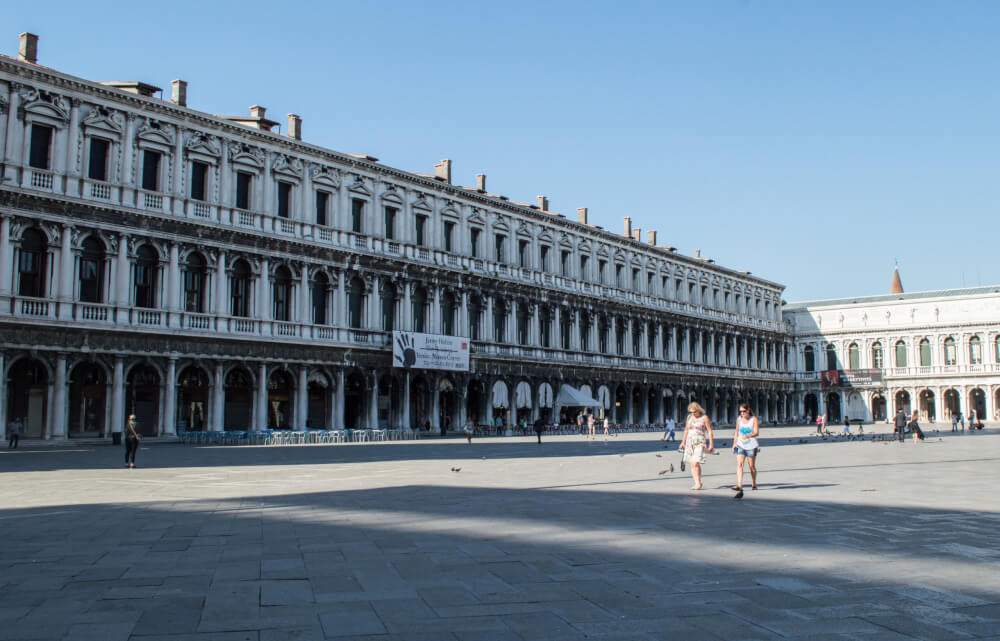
[7,1,999,302]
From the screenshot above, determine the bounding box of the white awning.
[579,384,593,400]
[538,382,554,408]
[597,385,611,409]
[515,381,532,408]
[556,384,600,408]
[491,380,509,408]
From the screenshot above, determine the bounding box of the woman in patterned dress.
[679,402,714,490]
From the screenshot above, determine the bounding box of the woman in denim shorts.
[732,404,760,491]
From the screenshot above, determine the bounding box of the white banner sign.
[392,331,470,372]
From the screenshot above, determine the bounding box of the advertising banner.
[392,331,470,372]
[821,369,883,389]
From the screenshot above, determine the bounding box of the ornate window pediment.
[440,200,460,218]
[380,183,403,204]
[347,174,372,196]
[81,105,123,137]
[467,208,485,226]
[228,142,264,169]
[19,86,69,126]
[596,245,610,258]
[577,241,592,253]
[137,119,175,148]
[516,222,531,237]
[411,194,432,212]
[271,154,303,180]
[537,230,553,244]
[310,164,340,188]
[184,132,221,159]
[558,234,572,248]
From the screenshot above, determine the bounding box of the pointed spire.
[890,265,904,294]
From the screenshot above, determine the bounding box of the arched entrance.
[918,389,936,422]
[7,358,48,438]
[825,392,842,422]
[490,380,509,427]
[410,376,430,430]
[895,390,912,417]
[804,393,818,422]
[943,388,960,419]
[467,379,485,425]
[647,388,659,424]
[661,389,674,422]
[969,388,986,422]
[845,391,865,423]
[439,377,457,431]
[127,364,160,436]
[68,362,106,436]
[870,393,886,422]
[614,386,628,424]
[224,368,253,430]
[377,374,399,428]
[307,371,331,429]
[267,370,294,429]
[514,380,532,426]
[538,382,554,423]
[177,366,209,432]
[343,372,366,429]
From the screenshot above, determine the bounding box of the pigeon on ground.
[733,489,744,500]
[656,454,662,458]
[618,454,625,457]
[658,469,668,475]
[669,464,674,473]
[451,467,461,472]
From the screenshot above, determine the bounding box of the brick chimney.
[537,195,549,211]
[623,217,632,237]
[287,114,302,140]
[647,230,656,245]
[694,249,701,258]
[171,79,187,107]
[632,228,641,242]
[476,174,486,192]
[434,159,452,183]
[18,32,38,64]
[250,105,267,119]
[577,207,588,224]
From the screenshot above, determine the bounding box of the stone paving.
[1,423,999,641]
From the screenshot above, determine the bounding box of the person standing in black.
[124,414,140,468]
[533,417,544,444]
[893,408,907,443]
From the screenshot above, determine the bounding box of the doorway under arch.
[127,364,160,436]
[267,370,294,429]
[177,366,209,432]
[804,393,818,422]
[918,389,936,422]
[825,392,842,422]
[969,388,986,422]
[943,388,960,419]
[343,372,366,429]
[870,394,886,422]
[224,368,253,430]
[7,358,49,438]
[69,362,107,436]
[894,390,912,417]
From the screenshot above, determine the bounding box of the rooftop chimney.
[287,113,302,140]
[250,105,267,119]
[623,217,632,238]
[434,159,452,184]
[577,207,588,224]
[632,228,641,242]
[694,249,701,258]
[476,174,486,192]
[171,79,187,107]
[537,195,549,211]
[18,32,38,64]
[647,230,656,245]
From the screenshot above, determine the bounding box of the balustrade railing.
[88,181,111,200]
[30,170,54,190]
[18,297,50,317]
[78,303,110,321]
[142,191,163,211]
[134,309,162,325]
[185,313,212,329]
[193,202,211,218]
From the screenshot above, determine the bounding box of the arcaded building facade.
[0,35,794,440]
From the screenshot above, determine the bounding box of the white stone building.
[785,278,1000,425]
[0,33,795,441]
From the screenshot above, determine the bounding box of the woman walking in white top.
[679,402,714,490]
[732,404,760,493]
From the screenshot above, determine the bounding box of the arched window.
[804,345,815,372]
[895,340,907,368]
[411,287,427,333]
[580,313,592,352]
[598,315,608,353]
[467,295,482,340]
[825,344,838,370]
[79,237,106,303]
[919,338,932,367]
[380,281,395,331]
[646,321,655,357]
[516,302,529,346]
[995,336,1000,363]
[230,260,252,317]
[18,228,48,298]
[561,309,572,350]
[943,336,956,366]
[272,266,292,321]
[347,276,364,329]
[539,305,552,348]
[969,336,982,365]
[493,298,507,343]
[311,272,328,325]
[183,253,207,313]
[134,245,159,309]
[441,292,456,336]
[615,318,626,355]
[871,342,883,369]
[848,343,860,369]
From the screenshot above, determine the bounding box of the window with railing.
[412,287,427,333]
[468,297,481,340]
[826,344,838,370]
[539,307,551,348]
[276,181,292,219]
[142,150,161,192]
[441,292,456,336]
[88,137,110,181]
[190,161,209,201]
[848,343,860,369]
[969,336,982,365]
[494,234,505,264]
[943,337,956,365]
[79,237,106,304]
[443,221,454,252]
[347,276,364,329]
[311,273,328,325]
[540,245,550,273]
[470,228,481,258]
[230,260,252,318]
[416,215,427,247]
[236,171,252,210]
[493,299,507,343]
[895,340,907,367]
[381,284,395,331]
[872,342,883,369]
[517,303,529,346]
[29,124,53,170]
[351,198,365,233]
[183,253,206,313]
[315,190,329,226]
[134,245,159,309]
[273,266,292,321]
[384,206,396,240]
[919,339,932,367]
[17,228,48,298]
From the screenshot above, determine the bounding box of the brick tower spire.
[890,265,904,294]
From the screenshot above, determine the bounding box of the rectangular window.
[494,235,505,263]
[135,263,154,309]
[443,221,454,252]
[384,206,397,240]
[351,198,364,233]
[142,150,161,192]
[315,190,329,226]
[470,228,480,258]
[87,138,109,181]
[183,270,203,313]
[647,272,654,293]
[415,215,427,246]
[519,240,529,268]
[561,251,570,277]
[190,161,208,201]
[599,260,607,284]
[277,181,292,218]
[616,265,624,288]
[29,124,53,170]
[235,171,252,209]
[580,255,589,280]
[540,246,550,272]
[633,269,641,290]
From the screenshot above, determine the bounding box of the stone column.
[115,235,130,322]
[369,374,380,429]
[57,225,74,320]
[164,357,177,435]
[50,355,67,438]
[402,371,412,430]
[167,243,180,328]
[213,363,225,431]
[0,216,11,302]
[256,363,268,430]
[258,258,271,321]
[62,98,80,194]
[431,374,441,431]
[336,271,347,328]
[0,353,5,441]
[402,281,412,331]
[111,357,124,435]
[214,251,227,316]
[297,366,309,429]
[172,128,185,214]
[335,369,345,428]
[299,266,310,325]
[485,296,495,343]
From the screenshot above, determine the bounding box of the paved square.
[2,425,1000,640]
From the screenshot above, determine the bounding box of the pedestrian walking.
[662,417,676,442]
[842,416,851,436]
[815,413,824,436]
[679,402,714,491]
[951,413,958,432]
[603,415,610,437]
[7,416,23,449]
[732,404,760,492]
[908,411,924,443]
[588,412,597,440]
[533,417,544,444]
[959,413,965,431]
[463,419,474,444]
[893,408,907,442]
[124,414,140,468]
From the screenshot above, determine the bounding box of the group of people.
[677,401,759,495]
